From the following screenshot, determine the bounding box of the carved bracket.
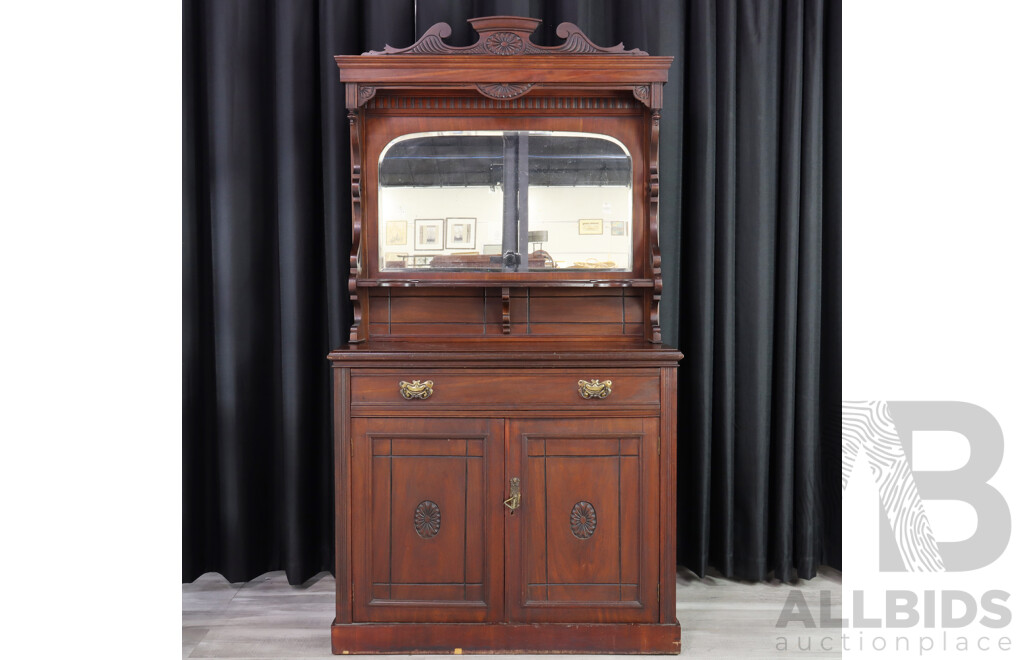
[648,110,662,344]
[358,85,377,105]
[501,287,511,334]
[348,109,364,343]
[364,17,648,57]
[631,83,664,109]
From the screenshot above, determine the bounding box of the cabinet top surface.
[328,338,682,364]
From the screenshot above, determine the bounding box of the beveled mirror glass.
[378,131,632,272]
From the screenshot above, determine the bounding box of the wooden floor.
[183,567,842,659]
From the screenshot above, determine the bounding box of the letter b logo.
[843,401,1010,572]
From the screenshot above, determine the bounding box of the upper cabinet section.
[336,15,671,303]
[337,16,672,341]
[378,131,633,272]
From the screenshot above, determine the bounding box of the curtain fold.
[183,0,840,585]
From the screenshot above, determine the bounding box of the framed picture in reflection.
[414,219,444,250]
[385,220,407,245]
[610,220,626,236]
[445,217,476,249]
[578,219,604,235]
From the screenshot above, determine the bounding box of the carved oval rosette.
[570,501,597,539]
[414,500,441,538]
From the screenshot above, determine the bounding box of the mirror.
[378,131,632,272]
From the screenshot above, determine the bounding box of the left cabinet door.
[350,417,505,623]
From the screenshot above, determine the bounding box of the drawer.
[349,369,660,409]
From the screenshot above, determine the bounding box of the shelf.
[328,337,683,367]
[356,278,654,288]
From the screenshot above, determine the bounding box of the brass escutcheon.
[503,477,521,513]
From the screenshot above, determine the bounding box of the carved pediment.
[364,16,648,57]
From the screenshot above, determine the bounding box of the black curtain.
[184,0,841,585]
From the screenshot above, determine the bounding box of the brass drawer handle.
[399,380,434,400]
[503,477,521,513]
[578,379,612,399]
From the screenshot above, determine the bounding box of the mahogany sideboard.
[329,17,681,654]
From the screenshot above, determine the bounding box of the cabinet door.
[351,417,504,622]
[506,417,661,623]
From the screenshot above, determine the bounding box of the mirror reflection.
[378,131,632,272]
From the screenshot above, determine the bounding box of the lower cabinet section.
[341,415,678,653]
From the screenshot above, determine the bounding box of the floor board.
[183,567,842,659]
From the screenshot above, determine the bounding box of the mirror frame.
[363,112,647,284]
[375,129,636,274]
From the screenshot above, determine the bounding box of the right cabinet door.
[506,417,661,623]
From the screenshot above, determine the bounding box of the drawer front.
[350,369,660,409]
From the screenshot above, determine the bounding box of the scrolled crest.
[363,17,648,57]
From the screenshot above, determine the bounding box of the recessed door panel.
[351,417,503,623]
[507,417,660,623]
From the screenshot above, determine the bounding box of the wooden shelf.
[357,278,655,288]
